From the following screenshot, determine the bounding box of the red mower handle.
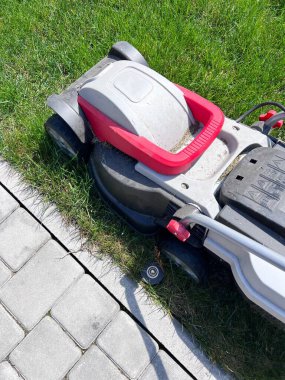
[78,85,224,175]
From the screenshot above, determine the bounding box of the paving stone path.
[0,183,193,379]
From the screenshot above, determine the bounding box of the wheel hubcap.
[147,266,159,279]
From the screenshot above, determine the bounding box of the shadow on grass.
[34,134,285,380]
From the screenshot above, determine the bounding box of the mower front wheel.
[45,114,91,161]
[158,235,207,284]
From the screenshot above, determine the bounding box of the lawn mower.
[45,41,285,325]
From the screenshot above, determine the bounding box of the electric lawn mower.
[45,41,285,324]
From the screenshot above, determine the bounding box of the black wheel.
[45,114,91,161]
[158,235,207,284]
[141,262,164,285]
[108,41,148,67]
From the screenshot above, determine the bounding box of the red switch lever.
[259,110,283,129]
[166,220,190,242]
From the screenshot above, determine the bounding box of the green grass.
[1,1,285,379]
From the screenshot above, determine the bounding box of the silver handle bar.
[182,213,285,272]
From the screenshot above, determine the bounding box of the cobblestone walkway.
[0,184,192,379]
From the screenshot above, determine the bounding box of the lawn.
[0,0,285,379]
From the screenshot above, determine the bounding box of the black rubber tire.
[108,41,148,67]
[141,262,164,285]
[45,114,91,161]
[157,235,207,284]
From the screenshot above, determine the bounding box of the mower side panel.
[47,57,116,143]
[88,143,184,234]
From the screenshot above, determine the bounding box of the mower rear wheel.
[45,114,91,161]
[108,41,148,67]
[158,235,207,284]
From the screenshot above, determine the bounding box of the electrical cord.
[236,101,285,123]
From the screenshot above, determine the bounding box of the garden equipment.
[45,41,285,324]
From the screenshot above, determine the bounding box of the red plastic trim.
[259,110,284,129]
[78,85,224,175]
[166,219,191,242]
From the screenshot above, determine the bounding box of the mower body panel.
[79,60,194,151]
[136,118,271,218]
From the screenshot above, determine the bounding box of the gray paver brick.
[0,240,84,330]
[10,316,81,380]
[139,350,191,380]
[0,260,11,287]
[0,361,22,380]
[68,345,126,380]
[97,311,159,379]
[0,208,50,271]
[0,186,18,224]
[0,305,24,361]
[52,274,119,349]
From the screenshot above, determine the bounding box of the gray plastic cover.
[220,147,285,237]
[79,60,195,152]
